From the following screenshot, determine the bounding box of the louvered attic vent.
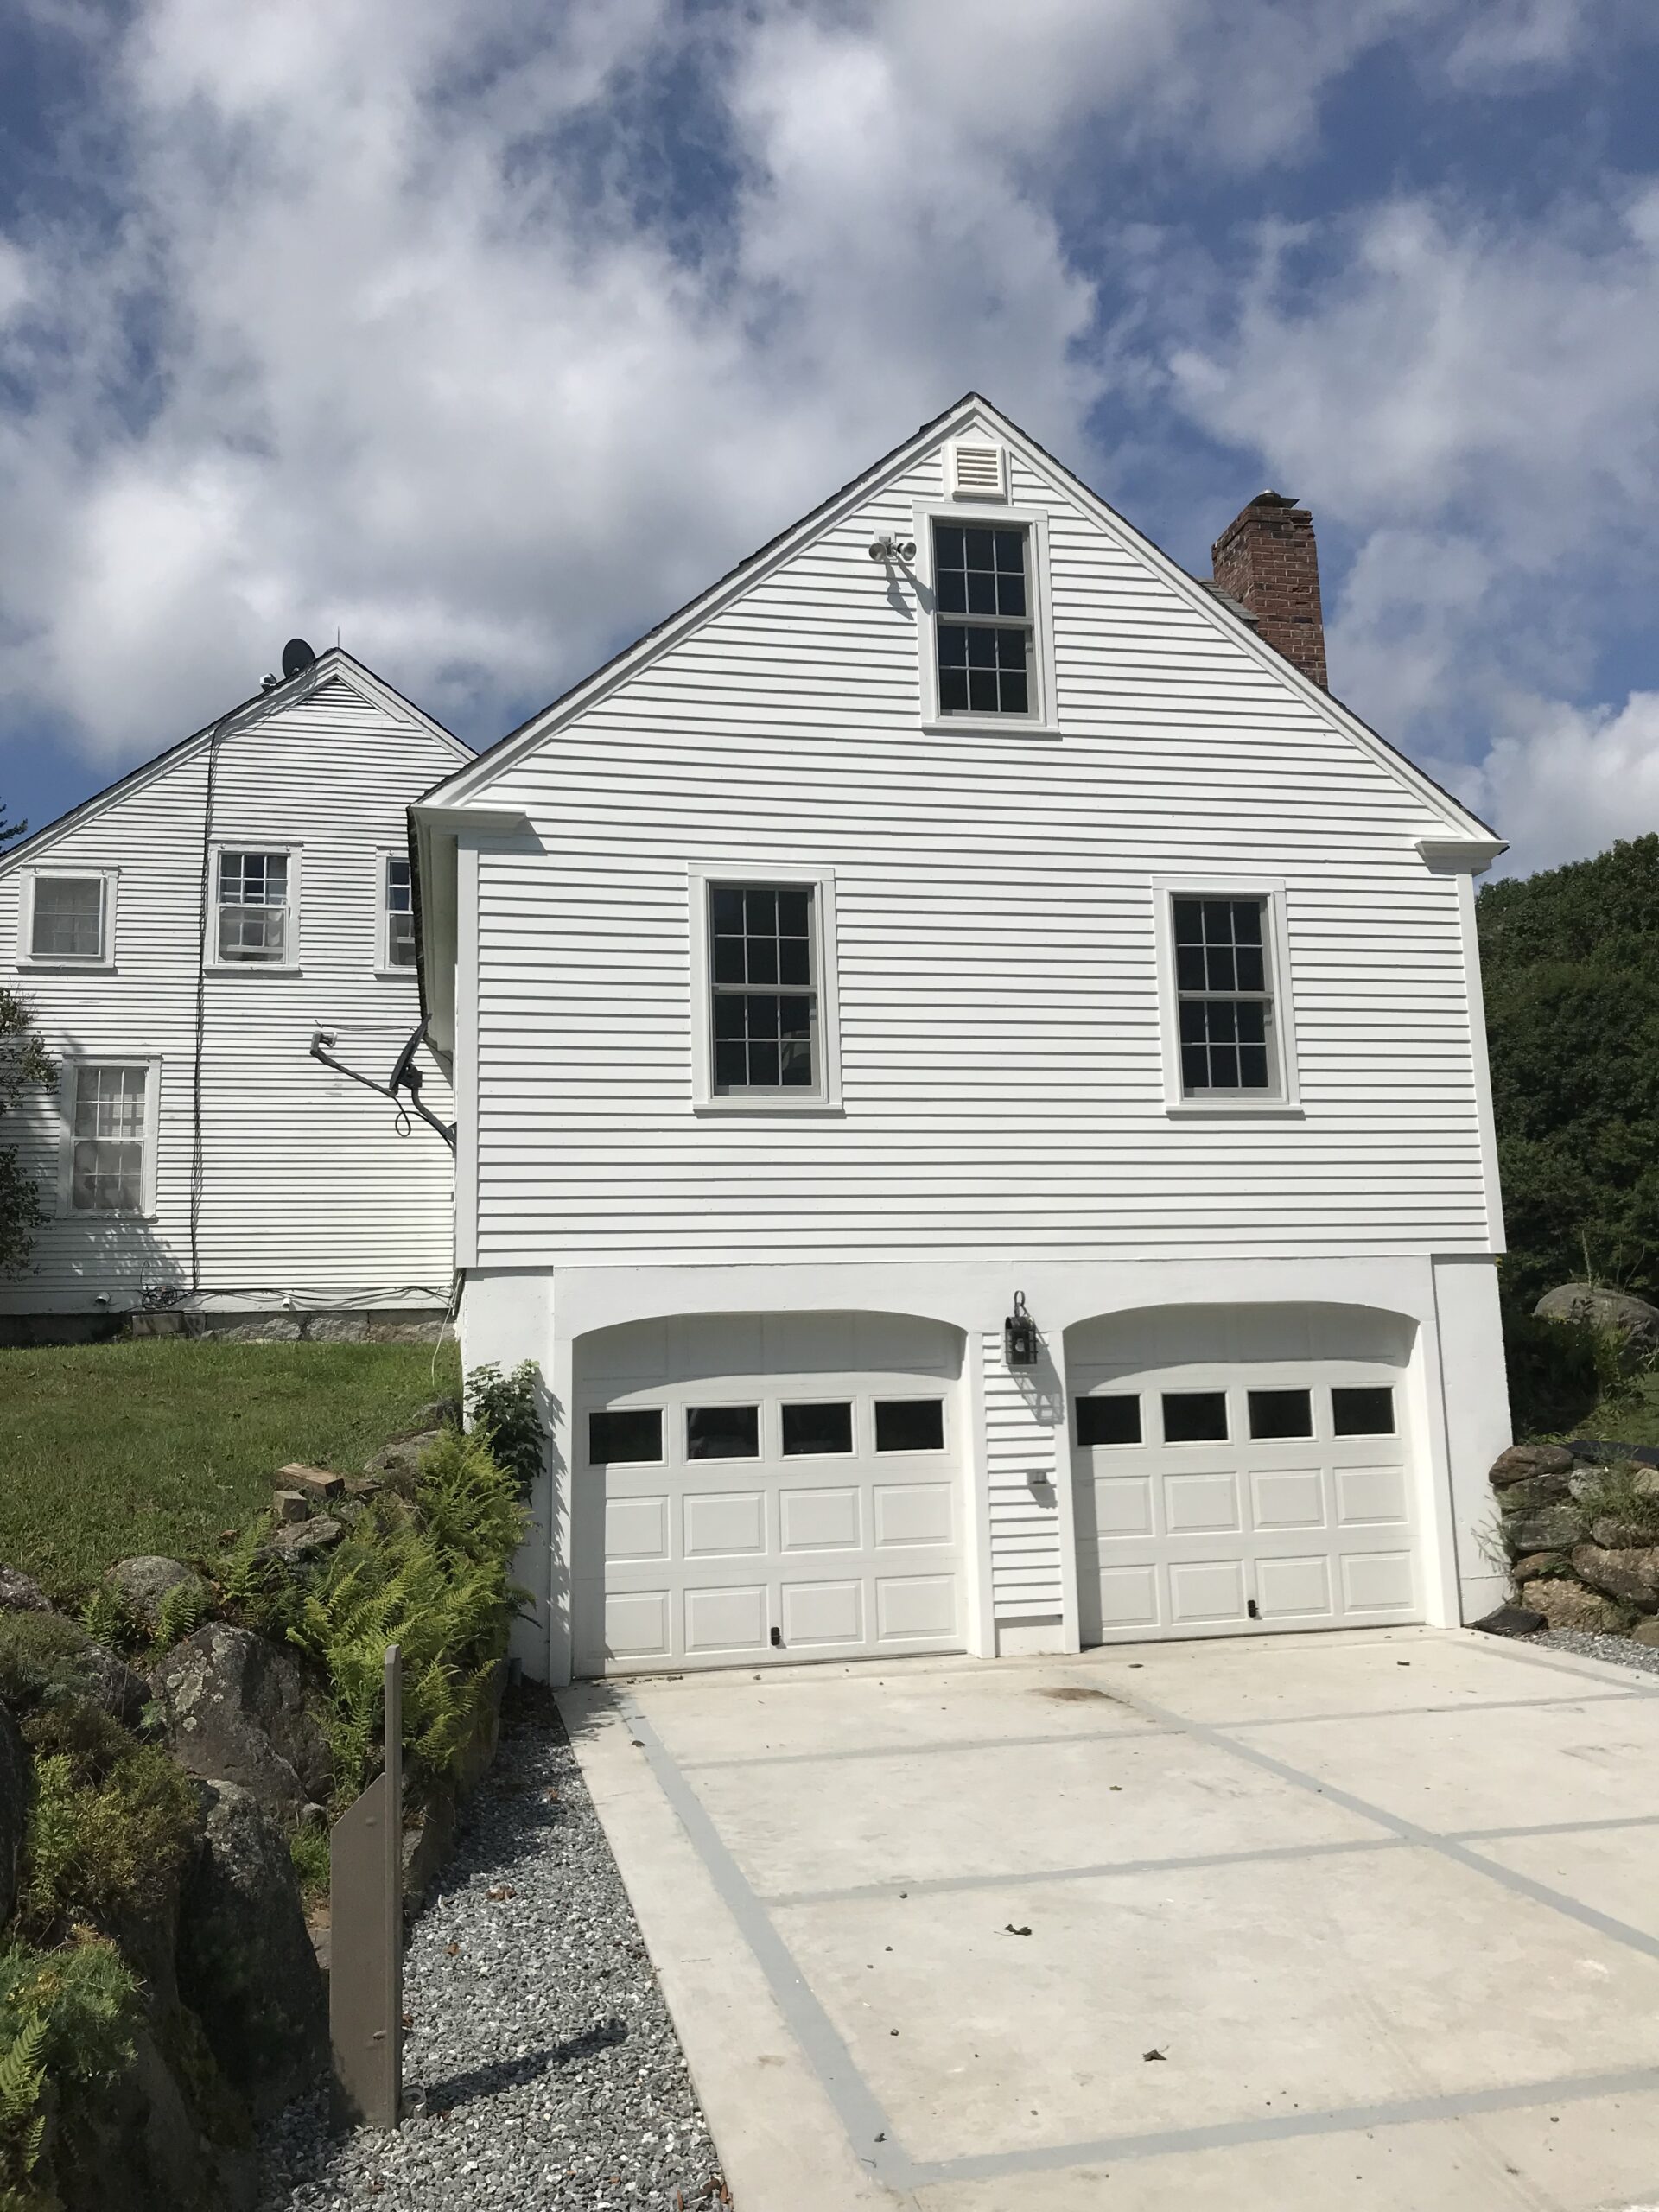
[949,441,1007,500]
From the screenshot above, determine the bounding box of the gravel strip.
[260,1685,726,2210]
[1522,1625,1659,1678]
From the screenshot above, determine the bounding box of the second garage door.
[573,1313,965,1675]
[1070,1303,1422,1644]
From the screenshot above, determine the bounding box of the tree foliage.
[0,791,54,1277]
[1478,832,1659,1306]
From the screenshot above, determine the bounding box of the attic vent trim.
[949,441,1008,502]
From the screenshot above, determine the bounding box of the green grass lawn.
[0,1338,461,1597]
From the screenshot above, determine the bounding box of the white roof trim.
[0,649,471,880]
[421,392,1497,845]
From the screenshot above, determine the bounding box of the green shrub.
[0,1936,139,2199]
[285,1427,526,1804]
[0,1614,105,1717]
[464,1361,544,1498]
[17,1713,202,1940]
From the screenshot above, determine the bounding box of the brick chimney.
[1211,491,1327,690]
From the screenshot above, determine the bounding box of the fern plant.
[0,1936,138,2202]
[0,2008,47,2197]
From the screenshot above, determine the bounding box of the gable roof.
[0,649,471,880]
[416,391,1498,849]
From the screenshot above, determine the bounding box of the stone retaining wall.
[1492,1440,1659,1643]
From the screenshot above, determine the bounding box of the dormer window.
[933,524,1032,716]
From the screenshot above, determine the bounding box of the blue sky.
[3,0,1658,874]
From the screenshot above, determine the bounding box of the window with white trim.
[217,850,290,964]
[28,874,108,963]
[385,855,416,969]
[1173,895,1276,1095]
[709,882,817,1093]
[67,1063,151,1213]
[932,522,1033,717]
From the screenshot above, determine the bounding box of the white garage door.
[1070,1304,1421,1644]
[572,1313,965,1675]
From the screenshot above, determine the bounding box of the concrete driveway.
[560,1630,1659,2209]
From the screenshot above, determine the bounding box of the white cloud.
[1426,692,1659,874]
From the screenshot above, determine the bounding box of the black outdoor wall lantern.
[1005,1291,1039,1369]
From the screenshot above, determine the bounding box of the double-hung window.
[384,855,416,969]
[1158,881,1298,1109]
[217,850,290,965]
[709,883,817,1093]
[66,1063,153,1214]
[26,874,111,964]
[932,523,1033,717]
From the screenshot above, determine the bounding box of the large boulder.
[0,1701,24,1923]
[109,1556,212,1632]
[1489,1443,1575,1492]
[151,1624,331,1820]
[1571,1545,1659,1612]
[363,1427,444,1484]
[177,1781,327,2118]
[1519,1577,1630,1632]
[1535,1285,1659,1372]
[1502,1504,1589,1556]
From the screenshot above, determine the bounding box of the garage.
[1068,1302,1421,1643]
[572,1312,966,1675]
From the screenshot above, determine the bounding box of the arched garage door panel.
[1068,1304,1421,1645]
[574,1313,965,1676]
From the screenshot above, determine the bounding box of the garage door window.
[1333,1386,1395,1436]
[1247,1388,1313,1440]
[1162,1391,1228,1443]
[1077,1395,1141,1446]
[589,1409,662,1465]
[781,1402,854,1455]
[686,1405,760,1459]
[874,1399,945,1452]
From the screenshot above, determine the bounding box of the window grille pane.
[933,523,1033,715]
[588,1408,662,1464]
[1077,1395,1141,1446]
[781,1402,854,1455]
[874,1399,945,1452]
[31,878,104,960]
[1248,1389,1313,1440]
[686,1405,760,1459]
[1161,1390,1229,1443]
[1172,894,1274,1092]
[70,1066,147,1212]
[1332,1386,1395,1437]
[709,881,818,1092]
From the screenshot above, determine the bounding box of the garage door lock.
[1247,1599,1260,1620]
[770,1626,783,1649]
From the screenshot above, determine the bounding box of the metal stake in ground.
[329,1643,404,2127]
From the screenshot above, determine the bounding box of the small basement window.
[218,849,291,964]
[1332,1386,1395,1437]
[29,875,107,963]
[1077,1395,1141,1447]
[588,1409,663,1465]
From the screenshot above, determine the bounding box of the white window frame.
[912,499,1059,738]
[378,848,418,976]
[208,842,301,972]
[1151,876,1302,1116]
[688,861,843,1113]
[57,1055,162,1217]
[18,868,118,970]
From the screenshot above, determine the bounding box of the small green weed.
[288,1826,330,1903]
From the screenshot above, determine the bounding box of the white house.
[0,648,469,1335]
[412,393,1514,1683]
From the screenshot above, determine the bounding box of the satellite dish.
[281,637,318,680]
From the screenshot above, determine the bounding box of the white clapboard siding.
[0,661,465,1309]
[982,1333,1064,1622]
[456,416,1497,1270]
